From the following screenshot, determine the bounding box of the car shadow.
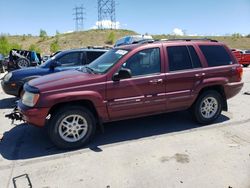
[0,111,230,160]
[0,97,18,109]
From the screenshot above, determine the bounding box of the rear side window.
[187,46,202,68]
[199,45,233,67]
[167,46,192,71]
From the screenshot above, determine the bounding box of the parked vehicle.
[0,54,5,73]
[6,49,42,70]
[232,49,250,67]
[8,39,243,149]
[114,35,153,47]
[1,48,108,97]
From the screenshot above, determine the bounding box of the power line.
[73,5,86,31]
[98,0,116,29]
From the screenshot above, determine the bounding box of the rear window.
[199,45,233,67]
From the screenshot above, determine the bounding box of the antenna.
[98,0,116,29]
[73,5,86,31]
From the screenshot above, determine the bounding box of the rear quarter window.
[199,45,233,67]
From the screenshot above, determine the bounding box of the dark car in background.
[1,48,108,96]
[0,54,5,73]
[7,49,42,70]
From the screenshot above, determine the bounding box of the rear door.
[106,47,166,120]
[165,45,205,110]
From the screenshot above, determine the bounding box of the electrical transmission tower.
[73,5,86,31]
[98,0,116,29]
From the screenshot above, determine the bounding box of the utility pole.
[73,5,86,31]
[98,0,116,29]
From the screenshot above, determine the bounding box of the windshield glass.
[87,49,129,73]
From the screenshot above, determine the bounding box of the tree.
[106,32,115,45]
[39,29,48,41]
[50,40,60,53]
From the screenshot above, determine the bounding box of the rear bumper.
[18,101,49,127]
[224,82,244,99]
[1,80,23,96]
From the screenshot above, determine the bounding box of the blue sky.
[0,0,250,36]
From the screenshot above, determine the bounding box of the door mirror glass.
[50,61,61,69]
[112,68,132,81]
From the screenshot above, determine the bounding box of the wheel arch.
[194,85,228,111]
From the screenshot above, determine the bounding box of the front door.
[106,47,166,120]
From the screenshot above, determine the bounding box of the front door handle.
[149,79,163,84]
[195,73,206,78]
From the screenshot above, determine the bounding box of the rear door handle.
[149,79,163,84]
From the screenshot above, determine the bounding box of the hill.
[2,29,250,55]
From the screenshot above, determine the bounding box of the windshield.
[87,49,129,73]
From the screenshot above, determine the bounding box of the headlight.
[22,91,40,107]
[4,72,12,82]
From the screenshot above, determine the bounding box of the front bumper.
[17,101,50,127]
[1,80,23,96]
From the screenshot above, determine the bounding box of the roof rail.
[166,38,218,42]
[87,45,112,49]
[132,39,155,45]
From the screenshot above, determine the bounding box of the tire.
[192,90,223,124]
[16,58,30,69]
[243,64,249,68]
[48,105,96,149]
[0,65,5,73]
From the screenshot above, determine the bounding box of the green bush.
[50,40,60,53]
[0,36,22,56]
[106,32,115,45]
[28,44,41,54]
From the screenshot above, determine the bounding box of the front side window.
[167,46,192,71]
[199,45,233,67]
[122,48,161,77]
[57,52,81,66]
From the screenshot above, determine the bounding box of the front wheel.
[48,106,96,149]
[192,90,223,124]
[243,64,249,68]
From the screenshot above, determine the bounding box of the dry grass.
[5,30,250,55]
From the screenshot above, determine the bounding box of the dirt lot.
[0,68,250,188]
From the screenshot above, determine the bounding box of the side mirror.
[50,61,61,69]
[112,68,132,81]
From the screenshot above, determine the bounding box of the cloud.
[91,20,120,29]
[173,28,184,36]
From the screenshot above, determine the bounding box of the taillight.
[236,66,243,81]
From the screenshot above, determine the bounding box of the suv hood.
[28,70,104,92]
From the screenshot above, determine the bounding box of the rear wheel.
[48,106,96,149]
[243,64,249,68]
[192,90,222,124]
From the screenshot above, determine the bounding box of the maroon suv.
[14,39,243,149]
